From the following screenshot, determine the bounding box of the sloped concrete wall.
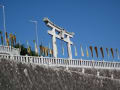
[0,59,120,90]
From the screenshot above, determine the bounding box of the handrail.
[0,54,120,70]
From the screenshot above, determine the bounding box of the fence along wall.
[0,45,20,55]
[0,54,120,70]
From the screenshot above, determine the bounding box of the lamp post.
[30,20,39,55]
[0,5,6,45]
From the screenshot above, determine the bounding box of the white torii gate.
[43,18,74,59]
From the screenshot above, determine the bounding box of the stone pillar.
[67,36,72,59]
[52,28,57,58]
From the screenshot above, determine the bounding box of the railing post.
[84,60,86,66]
[76,60,78,66]
[10,55,13,60]
[26,55,29,63]
[60,59,61,65]
[41,56,43,64]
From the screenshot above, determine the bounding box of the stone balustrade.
[0,45,20,55]
[0,54,120,70]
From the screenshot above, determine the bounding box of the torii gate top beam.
[43,18,74,38]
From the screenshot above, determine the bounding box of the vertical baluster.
[91,61,93,67]
[100,62,102,67]
[44,58,45,64]
[97,61,98,67]
[103,62,105,67]
[111,62,113,68]
[49,58,51,65]
[66,59,68,66]
[52,58,54,65]
[101,62,103,67]
[98,62,100,67]
[58,59,60,65]
[58,59,59,65]
[85,61,87,66]
[69,59,71,66]
[38,58,39,64]
[17,56,18,62]
[19,56,20,62]
[108,62,110,68]
[37,57,39,65]
[112,62,114,68]
[76,60,78,66]
[94,61,96,67]
[60,59,62,65]
[41,57,43,64]
[113,63,115,68]
[82,60,84,66]
[117,63,119,68]
[64,59,66,66]
[63,59,64,65]
[87,61,89,66]
[118,63,120,68]
[72,60,74,66]
[36,57,37,64]
[118,63,119,68]
[79,60,81,66]
[84,60,86,66]
[73,60,75,66]
[106,62,108,67]
[43,58,45,64]
[34,57,36,64]
[74,60,76,66]
[111,62,112,68]
[115,63,117,68]
[35,57,38,64]
[62,59,63,65]
[56,58,58,65]
[110,62,111,68]
[105,62,107,67]
[55,58,56,64]
[20,56,22,62]
[115,63,116,68]
[63,59,65,66]
[87,61,89,67]
[33,57,35,64]
[114,63,116,68]
[45,58,47,65]
[39,57,41,64]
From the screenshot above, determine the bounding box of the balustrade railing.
[0,45,20,55]
[0,54,120,70]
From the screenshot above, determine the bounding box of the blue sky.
[0,0,120,61]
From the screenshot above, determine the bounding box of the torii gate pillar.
[67,36,72,59]
[43,18,74,59]
[51,28,58,58]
